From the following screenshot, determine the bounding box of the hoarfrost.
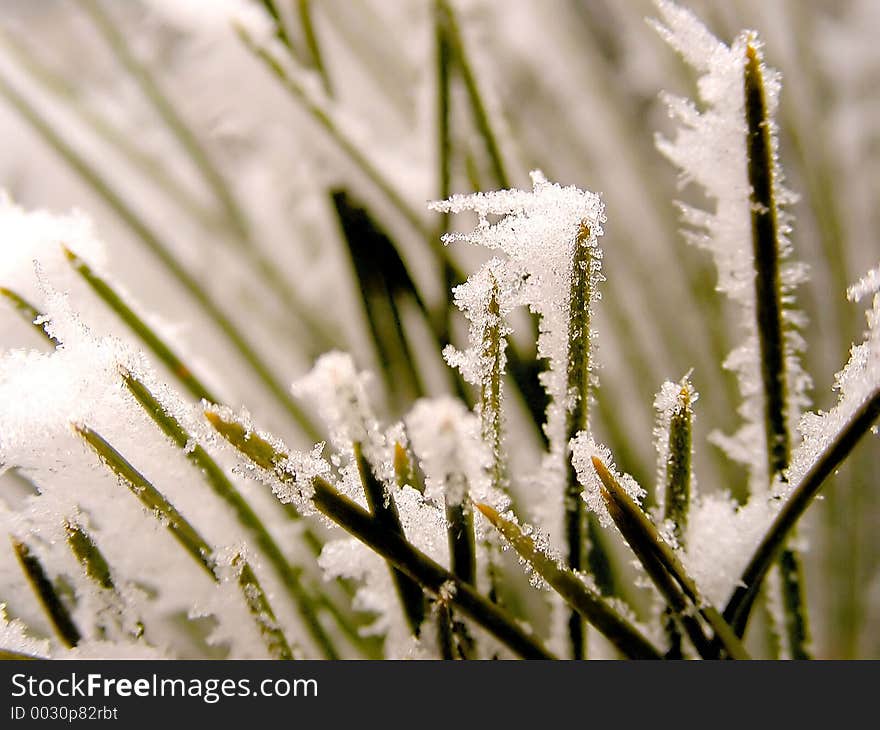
[570,434,645,528]
[653,1,810,495]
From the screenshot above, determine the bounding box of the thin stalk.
[564,222,600,658]
[0,287,58,346]
[65,520,144,640]
[475,503,661,660]
[744,38,809,658]
[662,381,693,655]
[234,554,295,660]
[122,370,341,659]
[0,70,318,438]
[393,441,424,494]
[75,425,295,659]
[353,441,425,636]
[296,0,332,96]
[82,0,331,348]
[436,0,510,189]
[724,386,880,637]
[206,412,555,659]
[664,383,693,543]
[65,250,218,403]
[591,457,750,660]
[11,539,81,649]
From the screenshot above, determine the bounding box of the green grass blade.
[724,386,880,637]
[233,554,294,660]
[0,287,58,347]
[207,411,555,659]
[122,371,341,659]
[65,521,114,591]
[75,424,217,579]
[75,424,299,658]
[744,38,810,659]
[0,71,318,438]
[474,503,661,660]
[591,457,749,659]
[12,539,81,649]
[64,249,219,403]
[353,441,425,636]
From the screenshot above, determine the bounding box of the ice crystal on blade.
[570,434,645,529]
[653,1,809,494]
[786,262,880,492]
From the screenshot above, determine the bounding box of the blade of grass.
[591,457,750,659]
[436,0,510,189]
[744,38,809,658]
[296,0,332,96]
[0,287,58,347]
[75,424,295,659]
[65,520,145,640]
[474,503,661,660]
[206,411,555,659]
[353,441,425,636]
[11,539,81,649]
[0,27,216,229]
[121,370,341,659]
[724,386,880,637]
[64,250,218,403]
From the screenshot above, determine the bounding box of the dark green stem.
[0,287,58,347]
[12,539,81,649]
[207,413,554,658]
[123,371,339,659]
[724,387,880,638]
[354,442,426,636]
[744,39,809,658]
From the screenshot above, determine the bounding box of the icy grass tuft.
[653,1,809,494]
[570,434,645,528]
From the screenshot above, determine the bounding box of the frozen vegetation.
[0,0,877,659]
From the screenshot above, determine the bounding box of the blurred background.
[0,0,877,657]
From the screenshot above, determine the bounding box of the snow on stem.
[75,424,296,659]
[122,370,340,659]
[206,411,555,659]
[474,503,661,660]
[590,457,749,660]
[11,538,82,649]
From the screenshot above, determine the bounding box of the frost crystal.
[653,1,809,494]
[570,434,645,528]
[785,262,880,492]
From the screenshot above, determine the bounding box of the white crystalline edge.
[570,434,646,528]
[785,261,880,493]
[652,2,810,495]
[431,170,605,549]
[406,396,494,507]
[652,375,698,516]
[0,603,50,657]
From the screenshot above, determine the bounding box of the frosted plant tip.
[474,502,499,522]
